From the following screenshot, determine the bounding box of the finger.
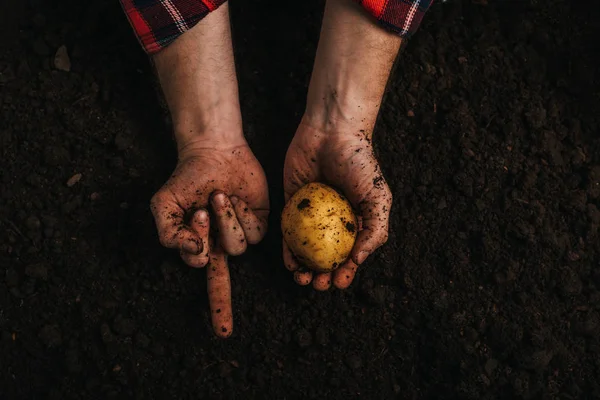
[294,269,313,286]
[151,192,202,252]
[180,209,210,268]
[211,191,247,256]
[283,241,299,271]
[230,196,268,245]
[207,245,233,338]
[333,258,359,289]
[313,272,332,291]
[351,184,393,266]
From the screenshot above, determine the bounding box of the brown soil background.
[1,0,599,398]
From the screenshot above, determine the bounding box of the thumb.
[351,183,393,265]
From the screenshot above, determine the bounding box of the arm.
[120,1,269,338]
[283,0,433,290]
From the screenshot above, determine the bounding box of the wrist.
[303,94,381,136]
[173,105,245,152]
[174,122,246,161]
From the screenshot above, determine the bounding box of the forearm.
[120,0,241,153]
[152,4,243,152]
[304,0,403,136]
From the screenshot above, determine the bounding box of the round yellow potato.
[281,182,357,273]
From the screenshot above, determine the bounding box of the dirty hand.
[150,142,269,337]
[282,121,392,291]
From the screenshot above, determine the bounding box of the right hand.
[282,121,392,291]
[150,141,269,337]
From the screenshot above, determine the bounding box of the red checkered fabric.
[120,0,433,55]
[119,0,226,54]
[356,0,433,38]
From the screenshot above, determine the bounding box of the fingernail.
[182,239,200,255]
[212,192,227,207]
[195,209,209,223]
[356,251,369,265]
[230,196,239,206]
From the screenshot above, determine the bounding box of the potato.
[282,182,357,272]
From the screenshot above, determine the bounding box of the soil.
[1,0,599,399]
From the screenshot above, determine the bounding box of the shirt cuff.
[356,0,433,38]
[120,0,227,55]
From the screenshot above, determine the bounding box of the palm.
[283,123,392,290]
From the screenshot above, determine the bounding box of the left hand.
[282,121,392,291]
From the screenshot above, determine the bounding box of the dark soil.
[1,0,600,399]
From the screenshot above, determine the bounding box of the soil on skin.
[1,0,599,399]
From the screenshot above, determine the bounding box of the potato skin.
[281,183,358,272]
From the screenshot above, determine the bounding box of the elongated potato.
[282,183,357,272]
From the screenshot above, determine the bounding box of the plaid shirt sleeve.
[120,0,431,56]
[356,0,433,38]
[119,0,227,54]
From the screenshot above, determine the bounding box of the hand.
[150,141,269,337]
[282,121,392,291]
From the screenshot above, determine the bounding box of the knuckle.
[158,235,172,248]
[380,231,389,245]
[192,257,209,268]
[227,241,247,256]
[150,192,167,208]
[159,231,179,248]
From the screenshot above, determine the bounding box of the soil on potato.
[1,0,599,399]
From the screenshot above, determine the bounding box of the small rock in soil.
[109,157,124,169]
[53,45,71,72]
[100,323,115,343]
[525,105,547,129]
[361,283,387,306]
[25,263,48,280]
[25,215,41,231]
[485,358,498,376]
[39,324,62,347]
[66,173,82,187]
[128,168,140,178]
[135,331,150,348]
[437,198,447,209]
[114,131,132,151]
[295,328,312,348]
